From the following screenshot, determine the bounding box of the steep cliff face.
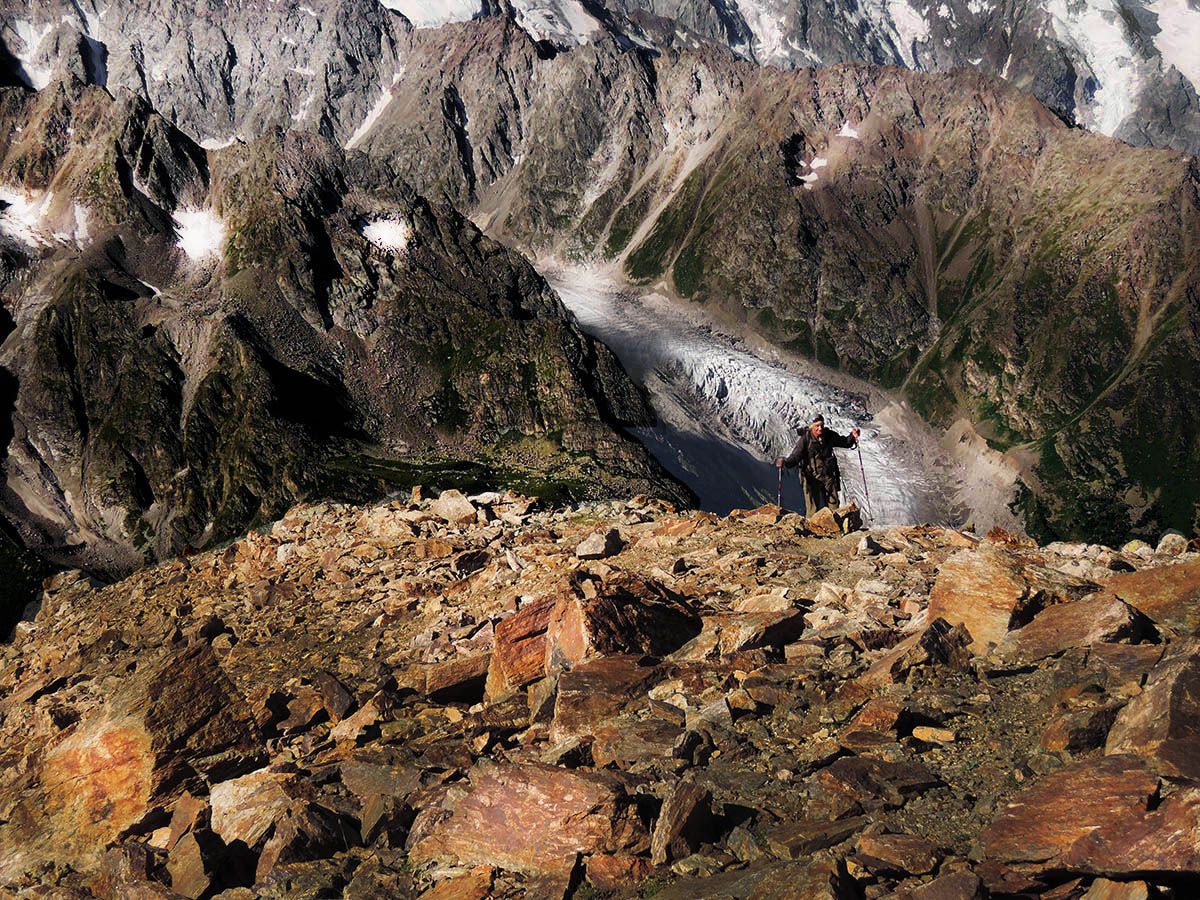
[1,0,1197,155]
[0,79,680,577]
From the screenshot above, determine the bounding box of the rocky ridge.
[3,487,1199,897]
[2,0,1197,155]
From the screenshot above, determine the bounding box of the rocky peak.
[1,488,1198,895]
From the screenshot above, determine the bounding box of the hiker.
[775,415,861,514]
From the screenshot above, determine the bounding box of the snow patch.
[0,187,53,247]
[9,19,54,89]
[361,217,411,253]
[512,0,602,45]
[377,0,483,28]
[173,209,226,261]
[1150,0,1200,89]
[200,136,239,150]
[345,71,403,150]
[838,120,860,139]
[735,0,791,66]
[810,156,828,169]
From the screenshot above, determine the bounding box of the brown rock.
[255,801,358,882]
[550,655,657,742]
[1088,642,1164,690]
[903,872,984,899]
[431,490,477,525]
[714,609,807,653]
[166,791,209,851]
[652,858,849,899]
[167,829,225,899]
[1105,641,1200,758]
[992,594,1148,664]
[1106,558,1200,635]
[314,672,355,722]
[485,596,556,700]
[406,763,647,875]
[545,573,701,671]
[425,653,491,703]
[928,547,1032,653]
[586,854,652,890]
[650,780,715,866]
[764,815,870,858]
[576,528,624,559]
[1082,879,1151,900]
[0,644,261,880]
[1065,785,1200,877]
[980,755,1157,867]
[419,866,495,900]
[592,718,680,769]
[855,833,940,876]
[210,768,297,850]
[808,757,940,819]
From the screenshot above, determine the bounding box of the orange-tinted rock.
[1063,785,1200,877]
[1082,879,1151,900]
[419,866,495,900]
[485,596,556,700]
[1106,559,1200,635]
[545,573,701,671]
[980,755,1157,867]
[928,547,1029,653]
[992,594,1147,665]
[210,768,297,849]
[902,872,984,899]
[855,833,940,876]
[425,653,491,703]
[652,858,849,899]
[406,763,647,875]
[586,854,652,890]
[550,655,657,742]
[765,816,871,858]
[0,644,260,880]
[1105,642,1200,757]
[650,780,715,865]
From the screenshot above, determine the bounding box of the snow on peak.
[9,20,54,90]
[511,0,603,46]
[1150,0,1200,89]
[887,0,931,65]
[361,217,411,254]
[377,0,483,29]
[173,209,226,260]
[0,186,92,249]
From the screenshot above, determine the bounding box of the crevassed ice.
[377,0,483,28]
[361,217,411,253]
[173,209,226,260]
[887,0,931,65]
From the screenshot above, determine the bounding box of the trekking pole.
[856,440,873,521]
[777,462,783,509]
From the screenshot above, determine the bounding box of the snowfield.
[546,266,979,527]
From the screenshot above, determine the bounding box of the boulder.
[854,833,940,876]
[650,780,716,866]
[0,643,261,880]
[901,872,984,899]
[991,594,1148,665]
[210,768,299,850]
[420,866,495,900]
[425,653,491,703]
[980,755,1158,869]
[1105,559,1200,635]
[166,829,226,899]
[550,655,657,742]
[576,528,625,559]
[545,573,701,671]
[1063,785,1200,878]
[651,858,849,899]
[430,490,477,525]
[485,596,556,700]
[1105,641,1200,758]
[927,547,1030,653]
[406,763,647,875]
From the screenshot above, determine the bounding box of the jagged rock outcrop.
[0,489,1197,895]
[0,78,681,580]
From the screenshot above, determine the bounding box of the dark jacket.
[782,426,857,493]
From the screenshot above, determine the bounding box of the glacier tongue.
[547,266,969,526]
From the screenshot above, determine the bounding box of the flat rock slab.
[406,763,645,875]
[992,594,1146,665]
[551,654,658,742]
[651,858,849,899]
[1105,641,1200,758]
[928,547,1028,653]
[1106,559,1200,635]
[980,755,1157,869]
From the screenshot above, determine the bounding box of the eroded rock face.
[0,492,1196,896]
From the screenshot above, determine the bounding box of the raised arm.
[827,427,860,449]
